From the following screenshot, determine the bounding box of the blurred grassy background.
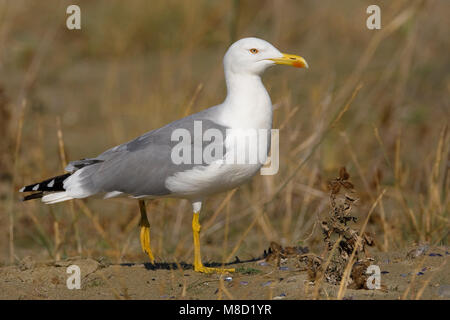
[0,0,448,266]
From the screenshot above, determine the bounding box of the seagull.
[19,37,308,273]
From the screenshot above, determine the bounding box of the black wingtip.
[22,192,44,201]
[20,173,71,194]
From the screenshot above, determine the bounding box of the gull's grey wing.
[65,106,228,197]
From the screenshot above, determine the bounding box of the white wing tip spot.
[32,184,39,191]
[47,180,55,188]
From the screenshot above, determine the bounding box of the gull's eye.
[249,48,259,54]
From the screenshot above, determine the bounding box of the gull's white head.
[223,37,308,76]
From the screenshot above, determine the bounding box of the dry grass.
[0,0,448,299]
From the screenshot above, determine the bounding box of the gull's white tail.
[41,192,74,204]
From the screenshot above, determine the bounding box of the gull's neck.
[220,70,273,129]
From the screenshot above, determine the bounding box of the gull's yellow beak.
[270,53,308,69]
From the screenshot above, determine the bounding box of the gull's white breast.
[165,132,267,199]
[165,71,273,200]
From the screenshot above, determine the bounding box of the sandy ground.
[0,245,448,300]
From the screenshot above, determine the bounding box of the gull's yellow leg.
[138,200,155,264]
[192,211,234,274]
